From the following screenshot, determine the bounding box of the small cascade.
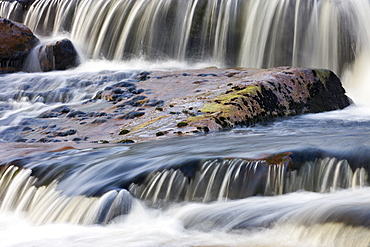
[129,159,271,204]
[130,157,368,205]
[0,166,132,225]
[0,0,23,21]
[286,157,368,193]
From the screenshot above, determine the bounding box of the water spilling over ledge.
[0,0,367,73]
[0,165,132,225]
[0,149,370,229]
[1,0,370,246]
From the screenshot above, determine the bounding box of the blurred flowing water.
[1,0,370,246]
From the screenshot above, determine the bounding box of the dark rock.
[117,139,135,144]
[38,38,80,71]
[66,110,86,118]
[0,18,39,73]
[98,140,109,144]
[91,119,107,124]
[190,67,351,130]
[177,122,188,127]
[144,100,164,107]
[94,112,108,117]
[22,126,32,131]
[117,111,145,120]
[112,88,123,94]
[156,132,165,136]
[132,89,145,94]
[39,112,58,118]
[55,129,77,137]
[119,129,130,135]
[37,137,53,143]
[112,81,136,88]
[117,96,148,107]
[137,71,151,81]
[197,73,217,77]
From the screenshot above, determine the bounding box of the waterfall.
[129,157,368,205]
[3,0,370,103]
[0,0,22,21]
[0,166,132,225]
[1,0,368,75]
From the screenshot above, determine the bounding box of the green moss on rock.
[177,122,188,127]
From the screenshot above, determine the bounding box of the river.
[1,0,370,246]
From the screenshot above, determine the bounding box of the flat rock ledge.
[0,66,351,159]
[111,66,350,141]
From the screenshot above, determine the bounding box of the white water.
[1,189,370,247]
[0,1,20,20]
[0,166,132,225]
[130,157,368,204]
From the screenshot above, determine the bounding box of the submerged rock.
[0,18,39,73]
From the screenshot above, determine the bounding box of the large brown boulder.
[0,18,39,73]
[38,38,80,72]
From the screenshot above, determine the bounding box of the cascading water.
[129,157,368,204]
[0,0,22,20]
[2,0,369,102]
[0,165,132,225]
[1,0,370,246]
[0,0,364,71]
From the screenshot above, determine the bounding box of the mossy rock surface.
[187,67,350,129]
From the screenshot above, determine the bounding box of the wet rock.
[22,126,33,131]
[66,110,86,118]
[55,129,77,137]
[37,137,53,143]
[117,139,135,144]
[38,38,80,71]
[98,140,109,144]
[177,122,188,127]
[112,88,124,94]
[117,96,148,107]
[39,112,58,118]
[132,89,145,94]
[38,106,71,118]
[144,99,164,107]
[156,132,166,136]
[117,111,145,120]
[119,129,130,135]
[0,18,39,73]
[93,112,108,117]
[188,67,351,129]
[137,71,151,81]
[197,73,217,77]
[91,119,107,124]
[112,81,136,88]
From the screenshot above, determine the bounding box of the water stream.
[1,0,370,246]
